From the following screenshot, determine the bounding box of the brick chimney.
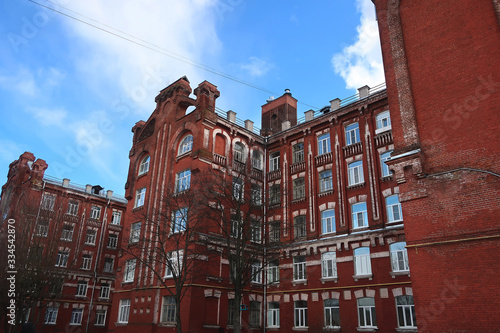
[261,89,297,136]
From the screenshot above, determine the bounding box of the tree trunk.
[176,297,182,333]
[233,293,242,333]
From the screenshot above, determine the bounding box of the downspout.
[86,197,111,333]
[262,137,268,333]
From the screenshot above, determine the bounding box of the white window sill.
[293,327,309,331]
[353,274,373,281]
[375,127,391,135]
[352,226,369,232]
[387,219,403,224]
[158,322,176,327]
[357,326,378,332]
[115,322,128,326]
[292,279,307,286]
[390,271,410,278]
[396,328,417,333]
[320,277,338,284]
[347,182,366,189]
[323,326,341,332]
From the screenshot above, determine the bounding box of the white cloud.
[332,0,385,90]
[28,107,68,127]
[0,67,37,97]
[240,57,274,78]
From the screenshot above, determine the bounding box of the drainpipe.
[86,198,111,333]
[262,137,268,333]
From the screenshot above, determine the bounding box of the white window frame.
[135,188,146,208]
[380,151,392,178]
[396,296,416,328]
[267,260,279,284]
[390,242,409,272]
[293,256,306,281]
[81,255,92,270]
[269,185,280,205]
[352,202,368,229]
[252,151,262,170]
[124,259,136,283]
[233,177,244,201]
[175,169,191,193]
[100,283,110,299]
[321,252,337,278]
[178,134,193,155]
[138,155,150,175]
[44,307,58,324]
[130,222,141,243]
[354,247,372,276]
[118,299,131,323]
[85,229,96,245]
[269,152,280,171]
[292,142,304,164]
[161,296,176,323]
[249,301,261,327]
[76,281,88,297]
[250,221,261,243]
[67,200,79,216]
[357,297,377,328]
[70,309,83,325]
[95,309,107,326]
[375,110,391,134]
[294,301,308,328]
[293,177,305,200]
[103,257,114,273]
[321,209,336,234]
[318,133,331,155]
[319,170,333,192]
[386,195,403,222]
[90,206,101,220]
[324,298,340,328]
[251,184,262,206]
[294,215,307,238]
[37,222,49,237]
[345,122,360,145]
[269,222,280,243]
[164,250,183,278]
[234,142,245,163]
[55,251,69,267]
[251,261,262,284]
[171,208,187,233]
[348,161,364,185]
[107,234,118,249]
[267,302,280,328]
[111,210,122,225]
[60,224,74,241]
[41,194,56,211]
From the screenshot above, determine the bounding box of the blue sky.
[0,0,384,195]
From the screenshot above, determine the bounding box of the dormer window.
[138,156,150,175]
[178,135,193,155]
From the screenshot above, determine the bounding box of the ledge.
[357,327,378,332]
[347,182,366,190]
[353,274,373,281]
[396,328,417,333]
[158,322,176,327]
[320,277,338,284]
[323,327,341,332]
[292,279,307,286]
[390,271,410,278]
[293,327,309,331]
[319,190,334,197]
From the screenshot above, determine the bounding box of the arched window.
[138,156,150,175]
[252,150,262,170]
[234,142,245,163]
[178,135,193,155]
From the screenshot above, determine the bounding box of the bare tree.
[120,180,210,333]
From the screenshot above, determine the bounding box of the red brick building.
[0,152,126,332]
[372,0,500,331]
[108,76,414,332]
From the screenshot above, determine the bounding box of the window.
[386,195,403,222]
[293,177,305,200]
[267,302,280,328]
[321,209,336,234]
[90,205,101,220]
[100,283,110,299]
[319,170,333,193]
[107,234,118,249]
[161,296,176,323]
[249,301,261,327]
[294,301,308,328]
[292,143,304,163]
[251,184,262,206]
[67,200,79,216]
[352,202,368,229]
[251,261,262,284]
[324,299,340,328]
[95,310,107,326]
[85,229,96,245]
[45,307,58,324]
[348,161,364,185]
[103,258,114,273]
[135,188,146,208]
[138,155,150,175]
[37,221,49,236]
[345,123,360,145]
[396,296,417,328]
[230,218,241,238]
[234,142,245,163]
[111,210,122,225]
[175,169,191,193]
[322,252,337,278]
[250,221,261,243]
[357,297,377,328]
[380,151,392,178]
[227,299,235,326]
[252,150,262,170]
[269,185,281,205]
[172,208,187,233]
[81,255,92,270]
[41,194,56,211]
[390,242,409,272]
[50,278,64,294]
[76,281,88,297]
[61,224,74,241]
[233,177,243,201]
[130,222,141,243]
[70,309,83,325]
[354,247,372,276]
[318,133,331,155]
[375,110,391,133]
[269,152,280,171]
[164,251,183,278]
[55,251,69,267]
[178,134,193,155]
[267,260,279,284]
[293,256,306,281]
[118,299,131,323]
[269,222,280,243]
[294,215,306,238]
[124,259,136,282]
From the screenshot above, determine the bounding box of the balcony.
[343,142,363,157]
[213,153,227,166]
[251,168,263,181]
[315,152,333,166]
[267,169,281,181]
[374,130,393,147]
[290,161,306,174]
